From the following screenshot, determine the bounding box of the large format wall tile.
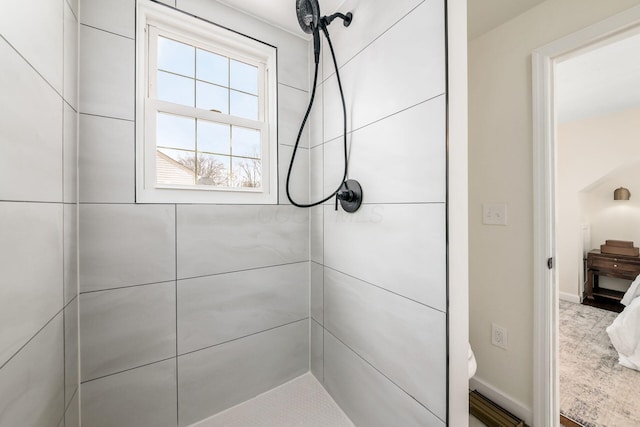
[79,204,175,292]
[79,114,135,203]
[279,84,309,149]
[81,359,177,427]
[178,263,308,354]
[310,261,323,324]
[0,202,63,367]
[0,314,65,427]
[63,104,78,204]
[0,39,63,203]
[309,79,323,148]
[324,268,446,418]
[309,144,324,202]
[64,204,78,305]
[64,2,78,110]
[324,332,444,427]
[324,96,446,204]
[324,203,446,310]
[279,145,309,205]
[79,25,134,120]
[64,299,79,407]
[81,0,135,39]
[0,0,63,93]
[177,204,308,279]
[80,282,176,381]
[310,206,323,264]
[64,391,80,427]
[310,320,323,381]
[67,0,79,18]
[178,320,309,426]
[320,0,423,80]
[323,0,445,142]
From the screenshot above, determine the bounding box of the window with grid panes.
[136,0,277,204]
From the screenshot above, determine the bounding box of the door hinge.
[547,257,553,269]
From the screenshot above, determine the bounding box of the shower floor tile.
[190,373,354,427]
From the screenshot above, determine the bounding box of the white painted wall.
[584,163,640,290]
[587,167,640,250]
[557,108,640,298]
[468,0,640,421]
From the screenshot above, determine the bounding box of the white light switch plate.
[483,204,507,225]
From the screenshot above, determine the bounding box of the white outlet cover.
[491,323,508,350]
[483,204,508,225]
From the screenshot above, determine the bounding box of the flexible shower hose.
[286,23,348,208]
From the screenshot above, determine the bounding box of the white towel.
[621,273,640,306]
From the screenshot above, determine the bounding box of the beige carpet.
[559,300,640,426]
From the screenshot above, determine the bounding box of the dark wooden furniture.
[584,250,640,304]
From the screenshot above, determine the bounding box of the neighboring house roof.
[156,150,195,185]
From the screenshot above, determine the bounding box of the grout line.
[321,69,326,385]
[320,93,445,147]
[177,317,309,358]
[76,201,298,206]
[324,328,446,424]
[320,0,427,84]
[343,201,445,206]
[0,34,63,100]
[278,81,309,94]
[322,264,446,314]
[79,111,134,123]
[308,259,312,372]
[65,0,78,22]
[174,203,179,426]
[62,0,67,207]
[80,356,176,384]
[64,294,78,310]
[0,200,66,205]
[56,411,66,427]
[80,279,176,295]
[79,261,312,295]
[64,386,79,413]
[174,261,310,283]
[0,309,64,372]
[79,23,134,41]
[62,272,67,417]
[279,143,310,150]
[64,99,78,113]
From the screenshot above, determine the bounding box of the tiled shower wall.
[77,0,312,426]
[308,0,448,425]
[0,0,80,426]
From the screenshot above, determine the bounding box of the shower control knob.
[337,189,356,202]
[335,179,363,213]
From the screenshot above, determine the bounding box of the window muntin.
[136,0,277,204]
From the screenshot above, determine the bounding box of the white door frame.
[532,6,640,426]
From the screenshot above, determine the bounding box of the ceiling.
[216,0,345,38]
[467,0,547,39]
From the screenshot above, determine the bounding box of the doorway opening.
[532,5,640,426]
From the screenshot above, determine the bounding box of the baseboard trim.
[470,376,533,426]
[559,292,580,304]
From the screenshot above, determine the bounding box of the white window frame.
[135,0,278,204]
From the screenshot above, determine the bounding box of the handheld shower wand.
[288,0,362,213]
